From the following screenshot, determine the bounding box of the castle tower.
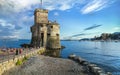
[31,8,61,49]
[47,21,61,49]
[31,9,48,48]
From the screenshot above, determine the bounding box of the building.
[101,33,111,40]
[30,9,61,49]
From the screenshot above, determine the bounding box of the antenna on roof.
[40,0,42,8]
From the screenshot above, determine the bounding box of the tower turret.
[31,9,48,48]
[34,9,48,24]
[47,21,61,49]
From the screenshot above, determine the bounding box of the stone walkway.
[2,55,93,75]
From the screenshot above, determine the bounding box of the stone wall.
[0,48,45,75]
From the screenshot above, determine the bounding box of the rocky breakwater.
[68,54,112,75]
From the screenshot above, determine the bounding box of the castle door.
[41,33,44,47]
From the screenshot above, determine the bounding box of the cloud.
[72,33,86,37]
[71,32,100,37]
[0,0,39,13]
[54,12,59,16]
[0,0,116,15]
[65,24,102,38]
[43,0,76,10]
[81,0,116,14]
[0,0,89,13]
[113,27,120,30]
[84,24,102,31]
[0,19,20,39]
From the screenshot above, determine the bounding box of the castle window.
[51,26,53,28]
[47,33,50,36]
[56,34,59,36]
[41,25,43,27]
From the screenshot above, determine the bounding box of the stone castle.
[30,9,61,49]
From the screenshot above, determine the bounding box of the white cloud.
[0,19,15,29]
[113,27,120,30]
[81,0,115,14]
[0,0,116,15]
[54,12,59,16]
[0,0,86,13]
[0,19,20,39]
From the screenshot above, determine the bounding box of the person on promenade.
[16,49,19,55]
[19,48,22,54]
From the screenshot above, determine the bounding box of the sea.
[0,39,120,75]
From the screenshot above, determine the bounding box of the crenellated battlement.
[34,9,48,14]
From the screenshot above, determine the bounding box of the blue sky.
[0,0,119,39]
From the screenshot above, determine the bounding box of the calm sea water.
[61,41,120,75]
[0,39,120,75]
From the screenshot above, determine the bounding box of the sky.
[0,0,120,40]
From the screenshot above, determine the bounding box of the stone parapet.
[0,47,45,75]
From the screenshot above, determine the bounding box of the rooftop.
[35,8,48,13]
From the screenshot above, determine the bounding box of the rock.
[77,58,86,65]
[107,72,112,75]
[61,46,65,49]
[73,56,80,61]
[88,64,97,72]
[82,61,89,66]
[91,66,102,74]
[97,70,105,75]
[68,54,76,59]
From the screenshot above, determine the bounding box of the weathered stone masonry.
[31,9,61,49]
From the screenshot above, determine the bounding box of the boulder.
[68,54,76,59]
